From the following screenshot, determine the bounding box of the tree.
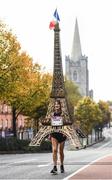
[65,79,81,105]
[0,21,24,136]
[75,97,102,135]
[0,22,21,100]
[0,21,52,137]
[22,71,52,134]
[65,79,82,122]
[98,100,111,127]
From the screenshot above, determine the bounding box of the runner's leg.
[59,141,65,173]
[51,137,58,166]
[59,141,65,165]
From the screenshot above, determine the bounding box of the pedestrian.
[50,100,67,175]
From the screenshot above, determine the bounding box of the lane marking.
[0,158,50,167]
[38,163,52,167]
[63,153,112,180]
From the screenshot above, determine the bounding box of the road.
[0,127,112,180]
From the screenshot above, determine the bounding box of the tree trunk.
[100,128,103,138]
[95,130,97,142]
[91,130,93,144]
[98,129,99,140]
[12,106,17,138]
[87,135,89,145]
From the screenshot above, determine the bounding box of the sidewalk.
[69,155,112,180]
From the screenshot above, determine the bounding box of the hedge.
[0,137,52,153]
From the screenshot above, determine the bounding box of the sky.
[0,0,112,102]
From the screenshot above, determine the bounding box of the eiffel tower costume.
[29,22,82,149]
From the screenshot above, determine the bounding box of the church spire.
[71,18,82,61]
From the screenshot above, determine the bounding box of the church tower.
[65,19,89,96]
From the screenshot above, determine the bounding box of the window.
[0,105,2,113]
[3,104,8,113]
[73,71,77,81]
[0,119,2,129]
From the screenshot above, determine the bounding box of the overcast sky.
[0,0,112,102]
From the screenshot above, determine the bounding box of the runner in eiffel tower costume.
[29,9,82,175]
[50,99,66,174]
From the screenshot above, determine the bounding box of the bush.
[0,137,52,153]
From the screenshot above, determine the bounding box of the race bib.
[51,116,63,126]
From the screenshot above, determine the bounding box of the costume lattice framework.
[29,23,82,148]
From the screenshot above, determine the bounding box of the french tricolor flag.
[49,9,60,30]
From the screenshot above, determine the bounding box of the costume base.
[29,125,82,149]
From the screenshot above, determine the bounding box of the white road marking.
[37,163,52,167]
[0,158,51,168]
[63,153,112,180]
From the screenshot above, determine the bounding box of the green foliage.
[22,72,52,117]
[22,72,52,133]
[65,79,82,122]
[0,137,29,151]
[98,100,111,126]
[0,137,52,153]
[65,79,81,105]
[75,97,103,135]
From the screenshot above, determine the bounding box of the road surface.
[0,127,112,179]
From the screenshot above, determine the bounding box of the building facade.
[65,19,91,97]
[0,103,33,139]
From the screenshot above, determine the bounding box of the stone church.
[65,19,93,98]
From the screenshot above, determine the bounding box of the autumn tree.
[23,71,52,134]
[0,22,21,100]
[0,21,23,136]
[0,21,52,137]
